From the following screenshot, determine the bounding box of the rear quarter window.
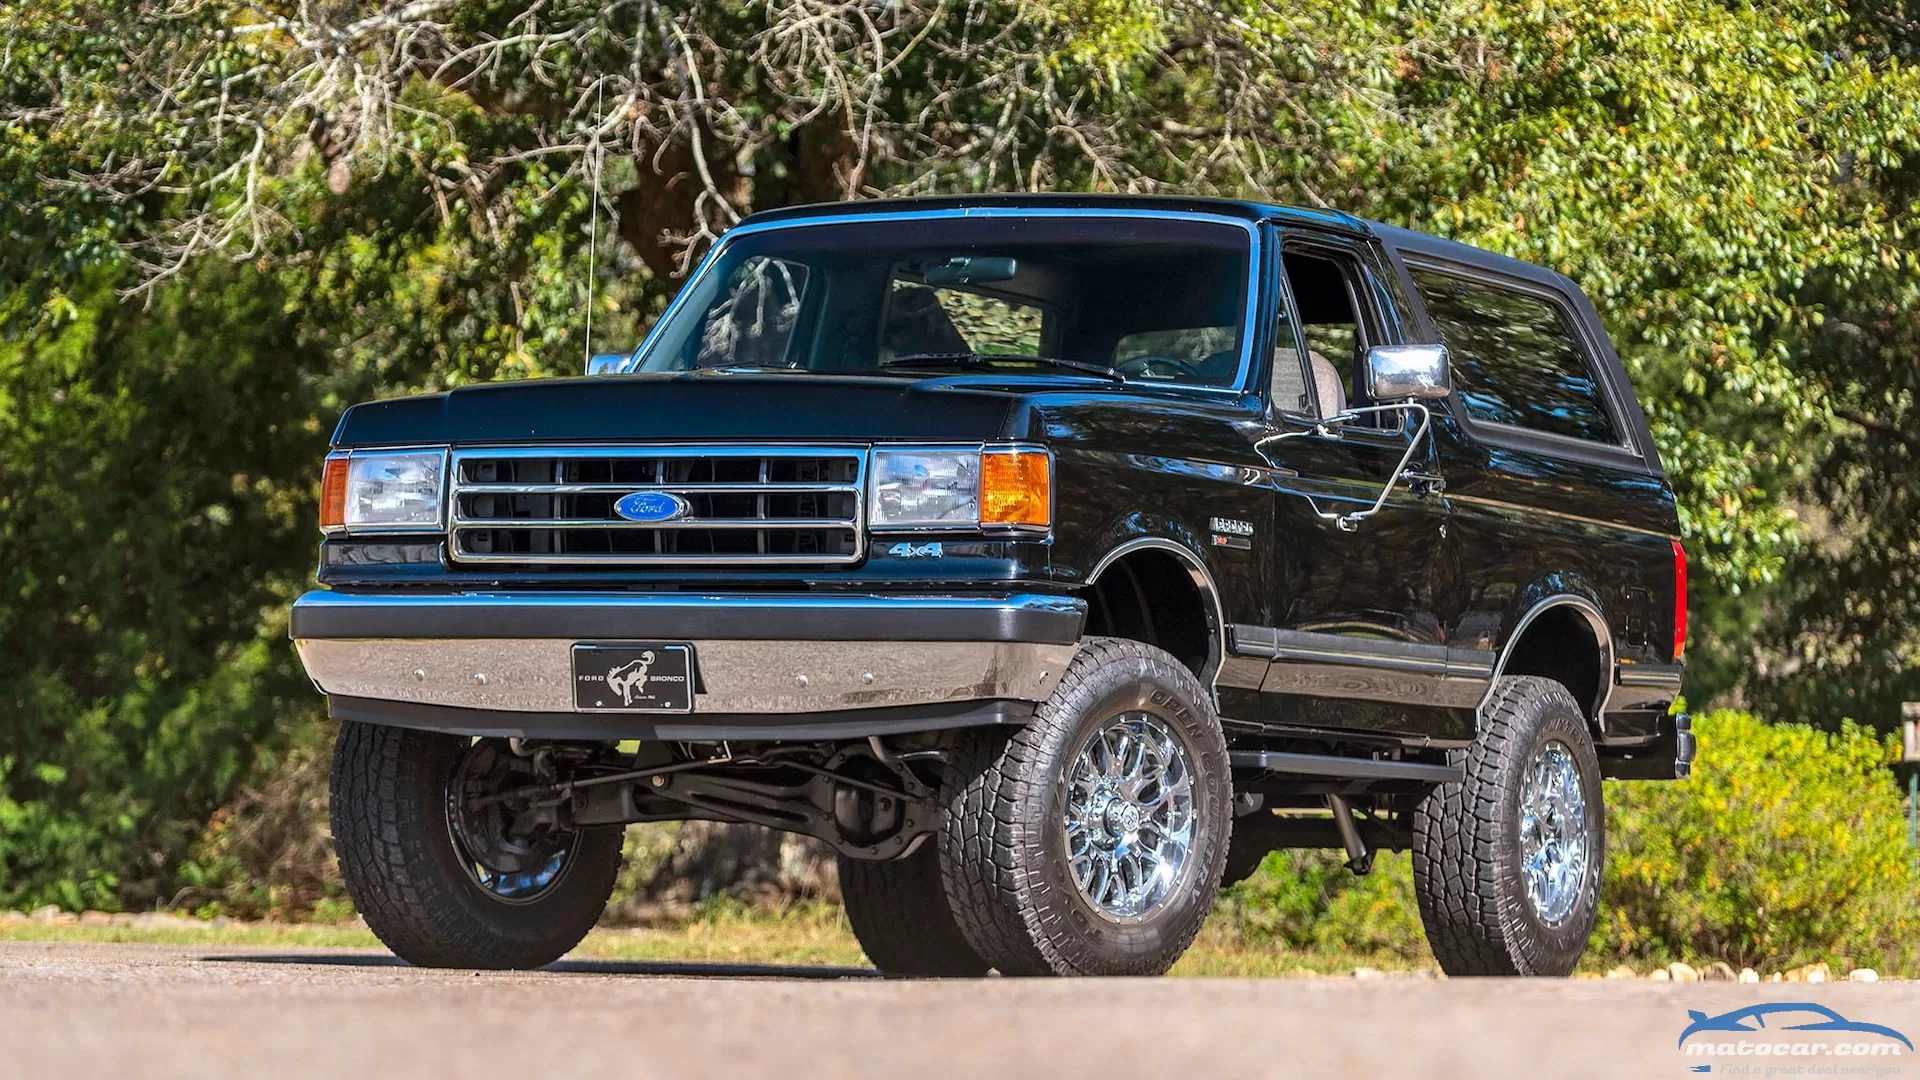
[1410,269,1621,444]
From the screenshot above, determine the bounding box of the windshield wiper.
[880,352,1127,384]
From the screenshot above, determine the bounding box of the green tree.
[5,0,1920,906]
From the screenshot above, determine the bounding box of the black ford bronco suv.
[293,195,1692,978]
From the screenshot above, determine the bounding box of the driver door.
[1250,233,1472,740]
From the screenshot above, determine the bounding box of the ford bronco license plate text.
[572,643,695,712]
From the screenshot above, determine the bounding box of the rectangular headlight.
[870,448,981,528]
[320,449,447,532]
[869,445,1051,532]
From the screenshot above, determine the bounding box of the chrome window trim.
[623,208,1265,397]
[446,444,867,566]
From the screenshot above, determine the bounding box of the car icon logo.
[1678,1003,1913,1050]
[614,491,690,523]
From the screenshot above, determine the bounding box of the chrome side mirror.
[1365,344,1451,401]
[586,352,634,375]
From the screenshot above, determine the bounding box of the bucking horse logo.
[605,651,656,706]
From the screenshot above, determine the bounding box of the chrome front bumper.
[291,590,1083,718]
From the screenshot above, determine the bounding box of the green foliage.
[170,715,344,920]
[1215,712,1920,973]
[3,0,1918,908]
[0,265,331,911]
[1601,711,1920,973]
[1213,850,1427,961]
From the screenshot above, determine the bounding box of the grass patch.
[0,920,383,950]
[0,902,1433,977]
[577,901,869,968]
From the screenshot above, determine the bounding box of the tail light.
[1671,539,1688,662]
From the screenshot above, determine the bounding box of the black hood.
[329,369,1125,447]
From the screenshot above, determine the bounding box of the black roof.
[736,193,1570,290]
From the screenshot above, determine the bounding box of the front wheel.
[329,722,624,969]
[939,637,1233,976]
[1411,675,1605,976]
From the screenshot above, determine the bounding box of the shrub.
[169,712,344,920]
[1600,710,1920,973]
[0,270,332,912]
[1215,711,1920,974]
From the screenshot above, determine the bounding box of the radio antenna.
[584,79,604,367]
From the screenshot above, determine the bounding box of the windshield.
[635,215,1254,389]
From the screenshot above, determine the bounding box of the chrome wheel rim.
[1064,712,1198,921]
[1518,740,1589,924]
[446,741,576,904]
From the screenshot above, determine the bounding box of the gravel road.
[3,941,1917,1079]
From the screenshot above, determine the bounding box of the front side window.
[1279,247,1391,427]
[1410,269,1621,444]
[638,216,1253,389]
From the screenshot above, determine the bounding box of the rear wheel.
[330,722,623,969]
[939,637,1232,976]
[1411,675,1604,976]
[839,842,990,977]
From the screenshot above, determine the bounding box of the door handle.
[1404,471,1446,498]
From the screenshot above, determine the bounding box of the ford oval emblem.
[614,491,691,523]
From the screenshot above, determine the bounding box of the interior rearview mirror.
[587,352,633,376]
[923,256,1018,287]
[1365,344,1451,401]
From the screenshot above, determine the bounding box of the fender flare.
[1086,536,1226,692]
[1479,592,1614,726]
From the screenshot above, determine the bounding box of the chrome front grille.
[448,446,866,565]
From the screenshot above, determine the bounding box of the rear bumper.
[1599,712,1695,780]
[290,590,1084,736]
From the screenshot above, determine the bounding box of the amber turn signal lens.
[979,449,1050,529]
[319,452,350,531]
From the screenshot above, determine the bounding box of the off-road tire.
[938,637,1233,976]
[1411,675,1605,976]
[330,721,624,970]
[838,842,991,977]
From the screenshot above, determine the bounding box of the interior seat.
[1307,349,1347,418]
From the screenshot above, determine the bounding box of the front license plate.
[572,643,695,712]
